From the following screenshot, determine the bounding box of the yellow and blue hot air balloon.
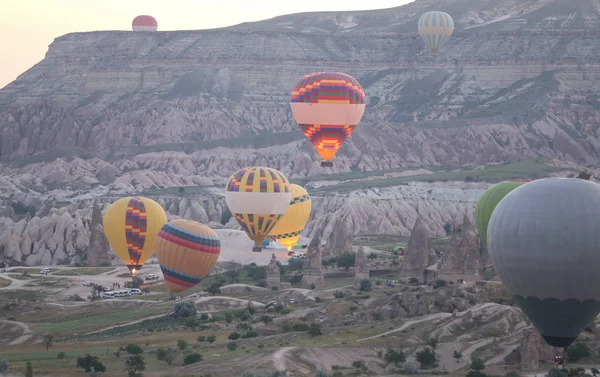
[103,197,167,275]
[155,219,221,295]
[418,11,454,55]
[225,166,292,252]
[269,184,312,252]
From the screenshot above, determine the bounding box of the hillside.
[0,0,598,264]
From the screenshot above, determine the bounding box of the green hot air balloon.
[474,180,531,246]
[487,178,600,348]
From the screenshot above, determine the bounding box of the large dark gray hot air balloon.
[488,177,600,348]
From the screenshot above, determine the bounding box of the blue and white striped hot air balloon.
[417,11,454,55]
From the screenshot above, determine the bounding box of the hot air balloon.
[487,178,600,348]
[474,179,531,247]
[290,72,366,168]
[103,197,167,275]
[132,15,158,32]
[155,220,221,295]
[269,184,312,252]
[225,166,292,252]
[417,11,454,55]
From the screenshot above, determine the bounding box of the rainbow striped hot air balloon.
[103,197,167,275]
[290,72,366,168]
[155,220,221,295]
[417,11,454,55]
[225,166,291,252]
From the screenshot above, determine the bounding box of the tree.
[186,318,200,331]
[225,312,233,324]
[206,335,216,344]
[205,282,222,296]
[426,337,438,349]
[308,324,323,336]
[337,252,356,271]
[227,342,238,351]
[156,347,177,365]
[290,275,303,287]
[359,279,372,292]
[0,360,8,373]
[408,277,419,285]
[452,350,463,363]
[228,332,241,340]
[368,253,377,260]
[567,343,591,362]
[261,315,273,325]
[125,355,145,377]
[470,357,485,371]
[77,353,106,372]
[227,266,241,283]
[352,360,368,374]
[197,335,206,343]
[444,223,452,234]
[124,344,144,355]
[384,347,406,366]
[43,334,54,351]
[130,276,144,288]
[177,339,188,350]
[415,347,437,368]
[25,361,33,377]
[183,352,203,365]
[173,301,197,318]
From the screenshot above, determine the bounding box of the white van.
[103,292,114,299]
[128,289,142,296]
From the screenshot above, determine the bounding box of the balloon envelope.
[270,184,312,251]
[132,15,158,32]
[475,180,531,246]
[418,11,454,55]
[290,72,366,162]
[156,219,221,294]
[488,178,600,348]
[103,197,167,273]
[225,166,291,249]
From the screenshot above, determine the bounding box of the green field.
[52,267,115,276]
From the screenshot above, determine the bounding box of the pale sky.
[0,0,413,89]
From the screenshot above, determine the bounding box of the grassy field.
[310,159,566,194]
[53,267,115,276]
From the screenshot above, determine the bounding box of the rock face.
[399,217,437,279]
[300,230,324,289]
[266,253,281,289]
[86,201,111,266]
[517,327,564,371]
[1,0,600,263]
[438,215,482,278]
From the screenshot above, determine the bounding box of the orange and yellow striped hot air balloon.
[103,197,167,275]
[290,72,366,168]
[225,166,292,252]
[155,219,221,295]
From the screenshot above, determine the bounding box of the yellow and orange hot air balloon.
[103,197,167,275]
[290,72,366,168]
[269,184,312,252]
[225,166,292,252]
[155,219,221,295]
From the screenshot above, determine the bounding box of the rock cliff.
[0,0,599,263]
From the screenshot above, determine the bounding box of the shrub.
[183,352,203,365]
[57,352,67,359]
[76,354,106,373]
[334,290,345,298]
[156,347,176,365]
[228,332,241,340]
[359,279,372,292]
[415,347,437,368]
[385,347,406,366]
[124,344,143,355]
[173,302,197,318]
[433,280,447,289]
[308,324,323,336]
[567,343,591,362]
[227,342,238,351]
[177,339,188,350]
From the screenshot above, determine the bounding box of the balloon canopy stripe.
[160,265,202,289]
[125,198,147,264]
[158,226,221,254]
[271,229,303,239]
[234,213,283,238]
[290,193,310,205]
[291,72,366,104]
[226,167,289,193]
[299,124,355,160]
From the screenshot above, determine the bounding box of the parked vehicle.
[83,281,94,286]
[39,268,50,274]
[128,288,142,296]
[145,274,160,281]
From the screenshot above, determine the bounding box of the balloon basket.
[321,161,333,168]
[252,247,262,253]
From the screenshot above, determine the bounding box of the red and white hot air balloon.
[132,15,158,32]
